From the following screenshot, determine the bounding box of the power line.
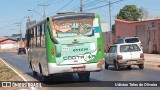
[66,2,80,12]
[0,23,14,30]
[84,0,106,8]
[83,0,92,5]
[85,0,123,11]
[69,0,90,12]
[48,0,74,15]
[27,0,43,19]
[83,0,100,6]
[38,3,50,18]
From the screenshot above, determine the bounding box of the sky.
[0,0,160,37]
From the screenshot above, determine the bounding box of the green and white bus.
[26,12,105,81]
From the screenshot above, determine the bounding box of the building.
[101,22,112,52]
[115,19,160,53]
[0,38,19,50]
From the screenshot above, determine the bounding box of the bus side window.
[31,28,34,47]
[41,23,45,47]
[36,25,41,47]
[33,27,37,47]
[27,29,31,47]
[40,24,42,47]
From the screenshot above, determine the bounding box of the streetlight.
[15,22,23,48]
[28,10,43,18]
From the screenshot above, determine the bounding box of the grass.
[0,60,29,90]
[0,60,21,81]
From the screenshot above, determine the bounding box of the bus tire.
[33,71,37,77]
[42,75,51,82]
[30,62,37,77]
[78,72,90,81]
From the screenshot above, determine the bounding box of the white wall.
[0,43,19,49]
[101,22,109,32]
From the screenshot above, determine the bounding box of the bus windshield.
[52,18,93,38]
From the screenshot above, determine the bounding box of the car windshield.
[52,18,93,38]
[125,38,139,43]
[120,44,141,52]
[116,39,124,44]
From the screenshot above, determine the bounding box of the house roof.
[115,18,160,24]
[0,38,17,43]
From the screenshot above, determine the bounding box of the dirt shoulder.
[0,60,23,81]
[144,54,160,71]
[0,60,30,90]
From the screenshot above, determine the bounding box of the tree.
[116,5,141,21]
[139,7,149,21]
[11,34,21,37]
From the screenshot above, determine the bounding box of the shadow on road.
[25,72,100,87]
[107,65,141,71]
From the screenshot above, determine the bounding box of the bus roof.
[26,13,97,30]
[52,13,95,20]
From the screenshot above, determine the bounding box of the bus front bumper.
[48,59,105,74]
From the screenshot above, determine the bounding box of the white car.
[105,43,145,70]
[116,37,143,49]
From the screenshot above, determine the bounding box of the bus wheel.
[41,75,51,82]
[78,72,90,81]
[33,71,37,77]
[30,62,37,77]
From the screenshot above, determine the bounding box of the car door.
[106,46,117,64]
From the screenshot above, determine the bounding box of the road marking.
[0,58,36,90]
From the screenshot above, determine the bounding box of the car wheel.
[127,66,132,70]
[105,61,109,69]
[114,60,119,70]
[139,64,144,69]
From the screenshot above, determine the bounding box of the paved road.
[0,51,160,90]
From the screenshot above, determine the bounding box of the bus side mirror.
[55,44,61,57]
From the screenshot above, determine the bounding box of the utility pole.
[80,0,83,12]
[15,22,22,48]
[108,1,113,44]
[38,3,50,18]
[24,15,32,29]
[27,16,31,29]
